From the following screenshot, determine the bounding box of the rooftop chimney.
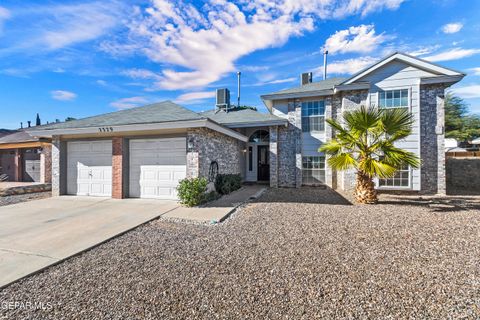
[20,122,23,129]
[323,48,329,80]
[27,121,31,128]
[301,72,313,86]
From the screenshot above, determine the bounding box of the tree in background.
[65,117,77,122]
[445,93,480,142]
[36,113,41,126]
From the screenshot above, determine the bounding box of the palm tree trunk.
[354,171,378,204]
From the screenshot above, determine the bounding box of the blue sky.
[0,0,479,129]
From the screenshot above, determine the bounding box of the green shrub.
[215,174,242,195]
[176,177,208,207]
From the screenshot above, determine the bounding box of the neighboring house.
[30,52,464,199]
[0,130,52,183]
[445,138,466,152]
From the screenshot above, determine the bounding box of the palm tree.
[319,105,420,204]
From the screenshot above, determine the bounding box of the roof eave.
[223,120,288,128]
[334,82,370,93]
[260,89,334,101]
[29,119,248,142]
[419,74,465,85]
[342,52,466,85]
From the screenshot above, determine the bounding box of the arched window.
[249,130,269,143]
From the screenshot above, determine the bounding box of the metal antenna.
[237,71,241,107]
[323,48,329,80]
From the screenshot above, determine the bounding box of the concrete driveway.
[0,196,179,288]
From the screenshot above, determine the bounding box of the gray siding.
[356,61,435,191]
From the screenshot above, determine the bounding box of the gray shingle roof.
[36,101,205,130]
[199,108,286,127]
[261,77,347,98]
[0,130,40,144]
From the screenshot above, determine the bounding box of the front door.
[257,145,270,181]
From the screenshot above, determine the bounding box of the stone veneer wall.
[40,144,52,184]
[269,126,278,187]
[51,136,67,196]
[446,158,480,192]
[420,84,446,194]
[186,128,243,180]
[274,99,302,188]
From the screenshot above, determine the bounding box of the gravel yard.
[1,188,479,319]
[0,192,51,207]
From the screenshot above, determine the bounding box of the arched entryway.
[246,130,270,182]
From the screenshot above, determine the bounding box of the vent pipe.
[323,48,328,80]
[237,71,241,107]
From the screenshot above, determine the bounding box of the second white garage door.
[129,137,186,199]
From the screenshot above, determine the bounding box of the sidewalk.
[161,184,266,224]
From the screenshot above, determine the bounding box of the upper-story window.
[379,89,409,109]
[301,100,325,132]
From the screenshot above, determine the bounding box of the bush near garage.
[176,177,210,207]
[215,174,242,195]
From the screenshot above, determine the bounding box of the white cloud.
[267,77,297,84]
[451,85,480,99]
[96,80,108,86]
[468,67,480,76]
[252,77,297,86]
[51,90,77,101]
[442,22,463,34]
[1,2,124,52]
[107,0,405,90]
[175,91,215,104]
[318,56,378,75]
[324,24,388,54]
[241,65,270,72]
[0,6,10,35]
[407,45,441,57]
[424,48,480,62]
[41,2,123,50]
[122,69,161,80]
[110,96,149,109]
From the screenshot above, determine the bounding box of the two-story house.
[261,52,464,194]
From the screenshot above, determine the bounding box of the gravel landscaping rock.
[1,187,479,319]
[0,192,51,207]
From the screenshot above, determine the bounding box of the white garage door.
[129,137,186,199]
[67,140,112,197]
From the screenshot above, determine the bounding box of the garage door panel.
[129,138,186,199]
[67,141,112,197]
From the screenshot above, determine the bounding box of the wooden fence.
[446,151,480,158]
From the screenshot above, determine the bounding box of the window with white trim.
[301,101,325,132]
[378,165,410,187]
[378,89,409,109]
[302,156,325,185]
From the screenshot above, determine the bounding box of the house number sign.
[98,127,114,132]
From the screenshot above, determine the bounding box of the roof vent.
[216,88,230,112]
[301,72,312,86]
